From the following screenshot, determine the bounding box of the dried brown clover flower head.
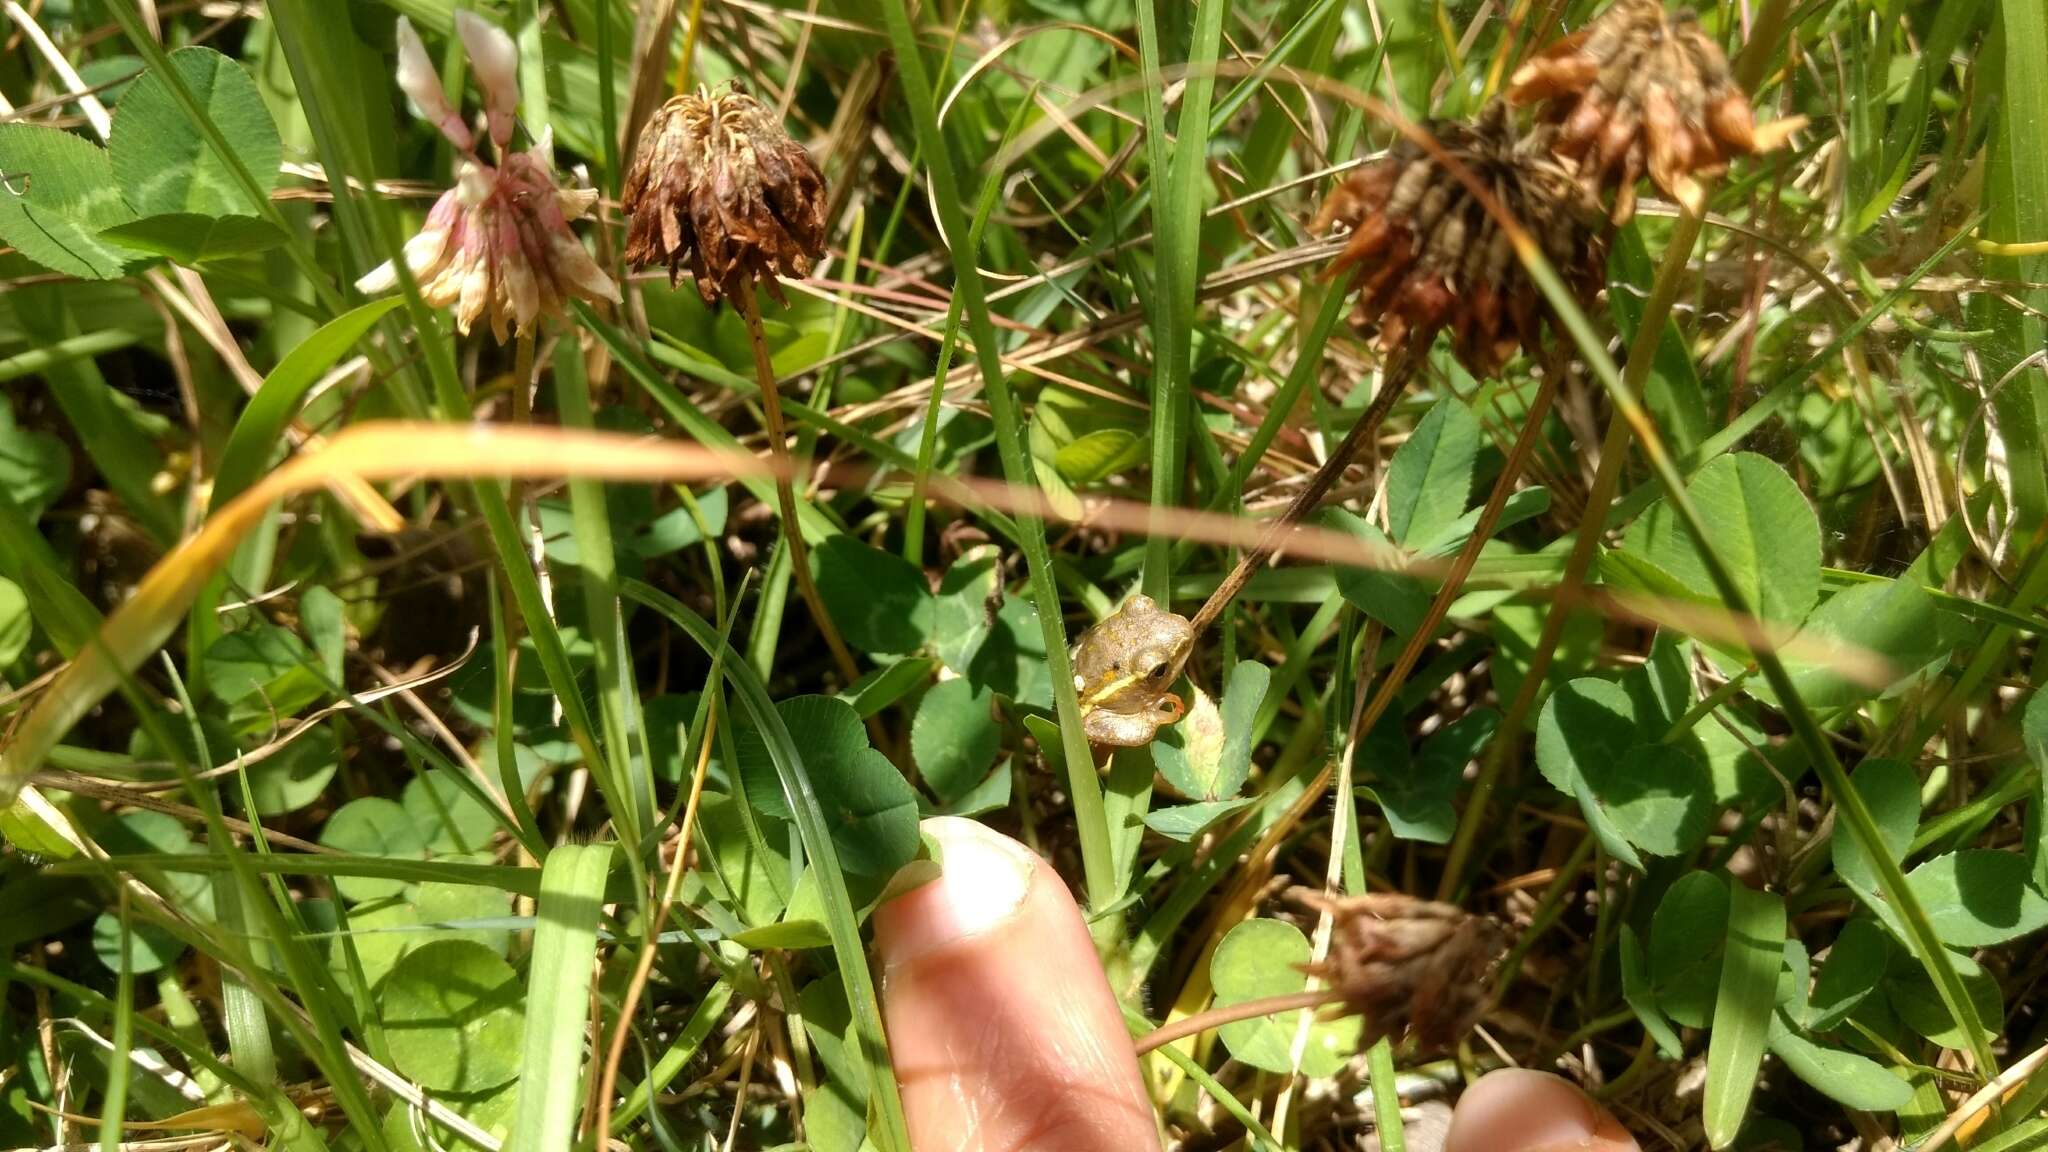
[1508,0,1799,222]
[1312,101,1605,377]
[1292,890,1510,1053]
[621,82,828,305]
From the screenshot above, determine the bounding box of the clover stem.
[1133,988,1344,1055]
[734,287,862,687]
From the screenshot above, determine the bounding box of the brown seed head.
[1508,0,1800,221]
[621,82,829,305]
[1313,101,1606,377]
[1292,889,1510,1054]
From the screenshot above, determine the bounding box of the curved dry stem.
[734,289,863,687]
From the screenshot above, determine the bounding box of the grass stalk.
[1437,204,1705,898]
[1219,354,1564,916]
[903,86,1030,567]
[594,609,733,1139]
[869,0,1118,915]
[622,581,910,1152]
[1140,0,1232,600]
[98,891,133,1152]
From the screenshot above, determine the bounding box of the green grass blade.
[0,490,103,656]
[99,896,135,1152]
[1366,1038,1406,1152]
[868,0,1117,916]
[609,981,735,1130]
[619,579,909,1152]
[1141,0,1230,598]
[1704,885,1784,1149]
[207,298,406,510]
[213,874,280,1087]
[510,843,615,1152]
[904,87,1028,567]
[0,328,140,383]
[49,852,542,894]
[552,340,654,850]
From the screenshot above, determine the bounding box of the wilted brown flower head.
[357,15,619,341]
[621,83,828,305]
[1293,890,1510,1053]
[1508,0,1799,221]
[1312,101,1606,377]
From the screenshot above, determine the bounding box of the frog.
[1071,594,1196,747]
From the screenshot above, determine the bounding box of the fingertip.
[874,817,1158,1152]
[874,816,1039,968]
[1445,1069,1639,1152]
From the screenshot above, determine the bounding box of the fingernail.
[875,817,1038,966]
[1448,1069,1633,1152]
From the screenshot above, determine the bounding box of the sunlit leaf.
[110,46,281,218]
[380,939,525,1094]
[1385,396,1480,547]
[1625,452,1821,634]
[0,123,136,279]
[1211,917,1361,1076]
[912,677,1003,805]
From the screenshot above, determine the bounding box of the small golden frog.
[1071,594,1195,747]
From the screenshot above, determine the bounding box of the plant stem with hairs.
[1187,345,1417,640]
[735,288,861,685]
[1135,989,1343,1055]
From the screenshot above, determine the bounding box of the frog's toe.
[1155,694,1186,722]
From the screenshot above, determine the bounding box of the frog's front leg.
[1082,693,1186,747]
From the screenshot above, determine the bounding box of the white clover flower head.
[356,19,618,342]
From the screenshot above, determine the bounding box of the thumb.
[874,817,1159,1152]
[1446,1069,1641,1152]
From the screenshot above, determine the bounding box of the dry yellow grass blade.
[1597,588,1896,689]
[0,421,770,803]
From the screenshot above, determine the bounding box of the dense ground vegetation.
[2,0,2046,1149]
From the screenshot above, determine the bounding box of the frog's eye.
[1147,662,1170,681]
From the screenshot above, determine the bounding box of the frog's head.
[1074,594,1197,713]
[1128,609,1195,693]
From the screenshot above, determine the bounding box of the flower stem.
[673,0,707,95]
[1134,988,1342,1055]
[734,288,861,686]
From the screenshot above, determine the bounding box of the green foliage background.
[1,0,2046,1149]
